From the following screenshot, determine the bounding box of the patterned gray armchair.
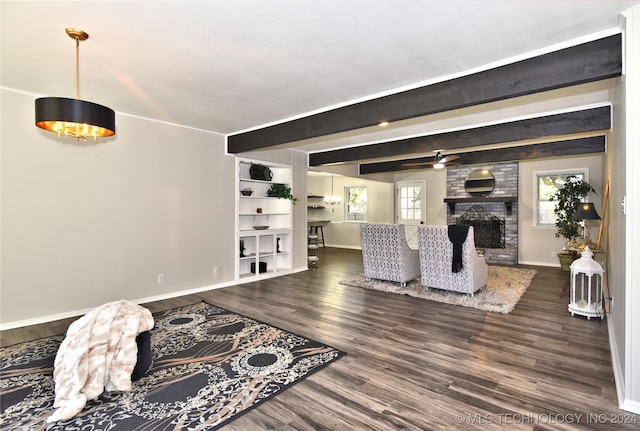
[360,223,421,286]
[417,225,488,295]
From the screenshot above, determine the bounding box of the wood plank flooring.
[2,247,638,430]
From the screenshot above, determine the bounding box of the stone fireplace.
[446,163,518,265]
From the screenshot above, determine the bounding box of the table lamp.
[574,202,601,243]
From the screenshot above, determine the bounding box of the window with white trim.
[535,169,587,226]
[345,186,367,221]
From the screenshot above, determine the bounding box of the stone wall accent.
[446,163,518,265]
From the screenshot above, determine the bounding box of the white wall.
[393,169,448,225]
[306,168,448,249]
[611,3,640,413]
[518,154,604,266]
[609,41,628,410]
[0,89,310,327]
[308,174,394,248]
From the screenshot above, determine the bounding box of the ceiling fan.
[402,151,460,169]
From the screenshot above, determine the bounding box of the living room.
[2,0,640,423]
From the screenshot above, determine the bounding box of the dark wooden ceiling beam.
[358,136,606,174]
[309,105,610,166]
[227,34,621,153]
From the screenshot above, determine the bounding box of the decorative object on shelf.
[241,188,253,196]
[277,238,281,253]
[251,262,268,274]
[35,28,115,141]
[256,208,263,214]
[551,175,596,270]
[569,247,604,319]
[253,225,269,230]
[249,164,273,181]
[239,240,245,258]
[268,184,298,204]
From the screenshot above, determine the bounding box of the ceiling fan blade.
[439,154,460,163]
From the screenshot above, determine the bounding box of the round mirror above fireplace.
[465,169,495,197]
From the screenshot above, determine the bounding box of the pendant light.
[324,175,341,205]
[35,28,115,141]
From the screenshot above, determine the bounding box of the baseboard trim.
[608,316,627,411]
[324,243,362,250]
[0,267,309,331]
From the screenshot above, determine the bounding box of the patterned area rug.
[340,266,537,314]
[0,301,345,430]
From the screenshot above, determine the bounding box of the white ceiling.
[2,1,638,156]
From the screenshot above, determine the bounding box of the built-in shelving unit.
[236,157,293,280]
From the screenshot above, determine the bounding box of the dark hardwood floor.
[2,248,637,430]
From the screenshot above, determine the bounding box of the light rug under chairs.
[0,301,345,430]
[340,266,537,314]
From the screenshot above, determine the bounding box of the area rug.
[0,301,345,430]
[340,266,537,314]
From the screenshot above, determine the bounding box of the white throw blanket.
[48,300,154,423]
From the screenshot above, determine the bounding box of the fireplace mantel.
[444,197,517,215]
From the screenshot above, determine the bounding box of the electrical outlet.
[157,274,164,284]
[213,267,219,277]
[551,251,557,257]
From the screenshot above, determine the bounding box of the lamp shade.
[574,202,601,220]
[34,28,116,141]
[35,97,115,139]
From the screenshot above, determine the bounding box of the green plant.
[267,183,298,204]
[550,175,596,242]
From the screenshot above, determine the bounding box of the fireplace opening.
[457,205,505,249]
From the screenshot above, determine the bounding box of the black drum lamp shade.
[35,28,115,140]
[35,97,115,139]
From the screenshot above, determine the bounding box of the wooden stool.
[309,225,325,247]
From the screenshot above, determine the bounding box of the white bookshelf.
[235,157,293,280]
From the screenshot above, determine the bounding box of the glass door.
[396,181,425,249]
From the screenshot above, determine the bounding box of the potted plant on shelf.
[551,175,596,270]
[267,183,298,204]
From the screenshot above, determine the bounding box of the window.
[345,186,367,221]
[535,170,587,226]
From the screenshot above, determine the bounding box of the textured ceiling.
[2,1,638,154]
